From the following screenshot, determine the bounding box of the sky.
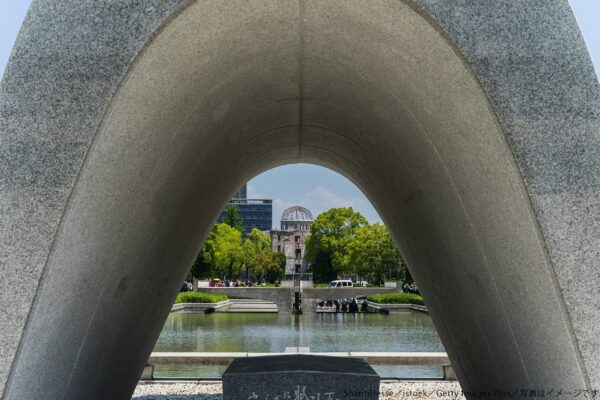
[1,1,598,228]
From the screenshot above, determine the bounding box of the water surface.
[154,312,445,378]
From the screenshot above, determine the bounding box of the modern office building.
[231,185,247,200]
[216,184,272,234]
[270,206,314,276]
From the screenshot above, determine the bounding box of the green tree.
[201,223,243,279]
[242,228,272,279]
[305,207,368,282]
[346,223,402,282]
[241,228,285,283]
[256,251,286,283]
[268,252,286,282]
[222,204,245,233]
[308,251,337,284]
[191,250,212,279]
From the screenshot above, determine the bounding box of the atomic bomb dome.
[281,206,314,223]
[273,205,314,275]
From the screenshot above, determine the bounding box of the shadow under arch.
[2,1,595,399]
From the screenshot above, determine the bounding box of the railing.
[141,351,456,381]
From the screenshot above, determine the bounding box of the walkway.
[199,287,400,313]
[132,381,465,400]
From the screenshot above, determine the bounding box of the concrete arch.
[1,1,599,399]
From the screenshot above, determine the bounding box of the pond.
[153,312,446,379]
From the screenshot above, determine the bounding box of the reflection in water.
[154,312,445,379]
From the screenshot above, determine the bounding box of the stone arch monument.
[1,1,599,399]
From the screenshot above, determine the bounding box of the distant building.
[271,206,314,276]
[231,185,247,200]
[217,184,272,234]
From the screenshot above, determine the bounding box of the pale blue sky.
[1,2,598,227]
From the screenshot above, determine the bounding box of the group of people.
[180,280,193,292]
[208,279,226,287]
[402,282,420,294]
[207,277,273,287]
[317,298,369,313]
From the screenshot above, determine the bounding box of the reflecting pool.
[153,312,445,379]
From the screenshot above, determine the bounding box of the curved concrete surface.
[1,1,599,399]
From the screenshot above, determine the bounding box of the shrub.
[366,292,425,305]
[175,292,228,304]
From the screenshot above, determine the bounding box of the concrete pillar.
[1,1,598,398]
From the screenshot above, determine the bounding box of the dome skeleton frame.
[281,206,314,223]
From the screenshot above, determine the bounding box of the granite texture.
[413,0,600,387]
[132,381,466,400]
[0,1,188,398]
[0,1,598,399]
[223,355,380,400]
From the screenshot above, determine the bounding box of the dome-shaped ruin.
[281,206,314,222]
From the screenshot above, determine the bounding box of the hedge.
[366,292,425,305]
[175,292,228,304]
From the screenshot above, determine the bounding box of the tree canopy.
[242,228,283,281]
[222,204,245,233]
[192,225,284,282]
[201,223,244,279]
[192,206,410,285]
[305,207,407,283]
[345,223,402,282]
[305,207,368,281]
